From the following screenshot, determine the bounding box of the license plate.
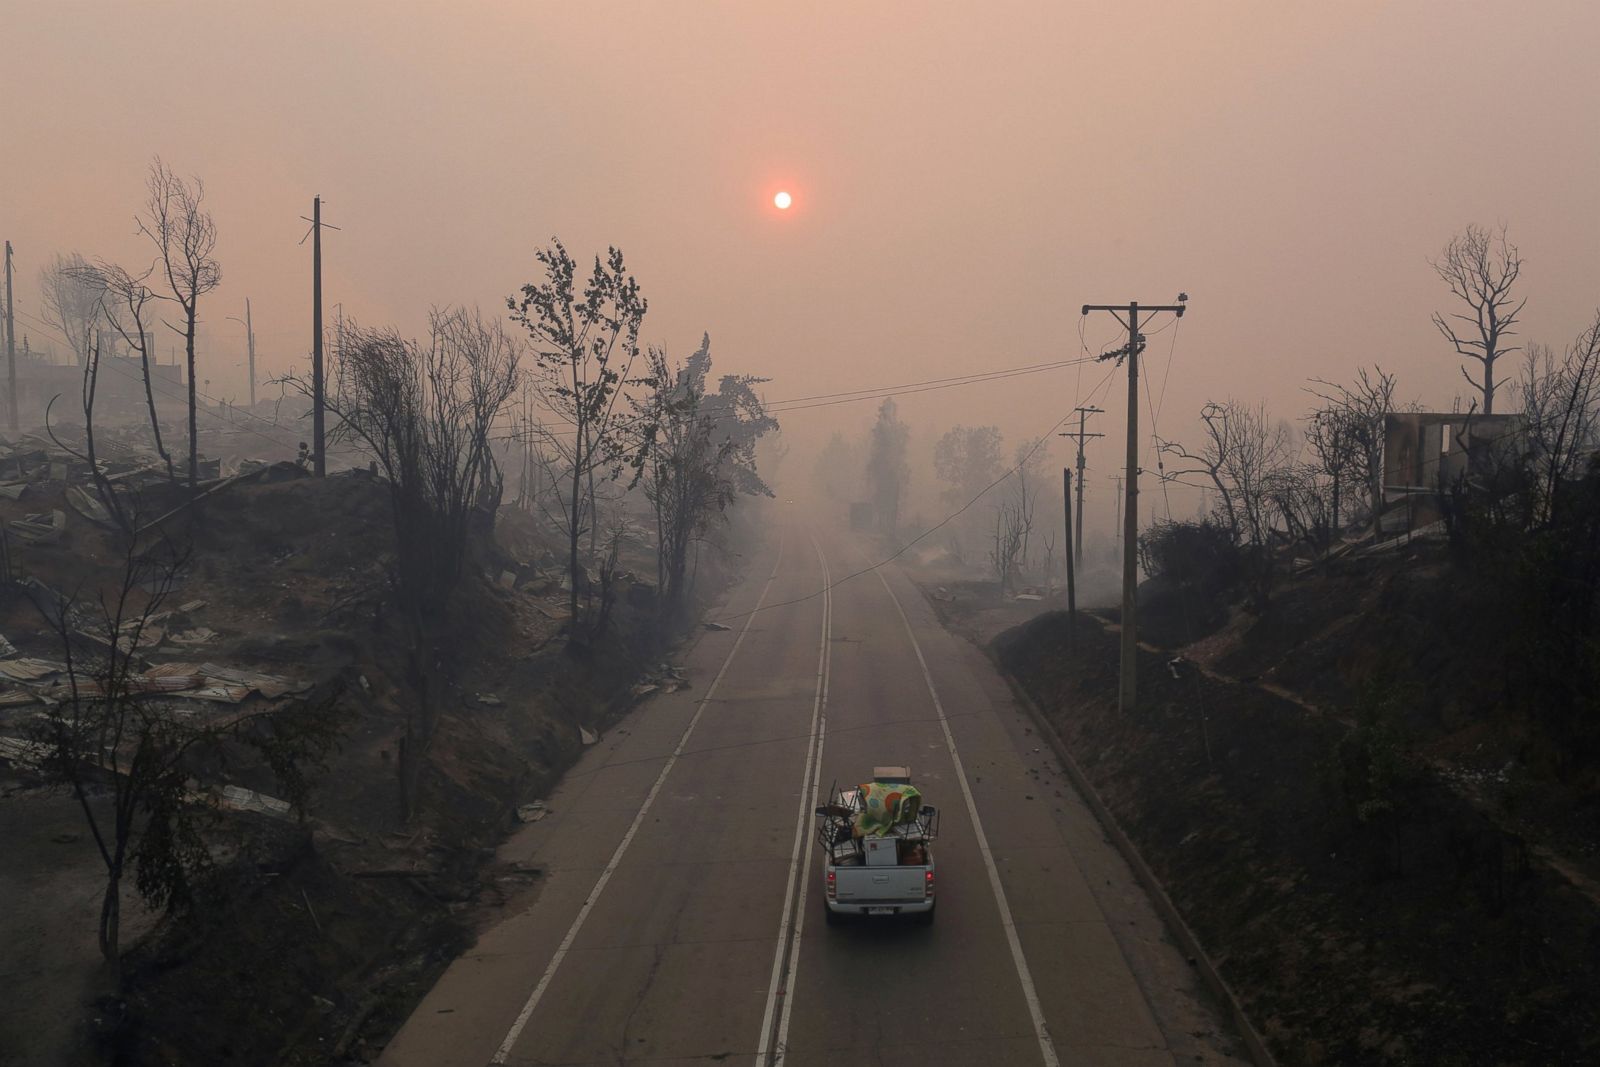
[866,907,894,916]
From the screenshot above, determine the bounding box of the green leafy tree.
[637,334,776,625]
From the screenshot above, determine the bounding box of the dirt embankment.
[993,603,1600,1066]
[0,471,724,1066]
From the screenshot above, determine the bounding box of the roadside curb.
[984,644,1277,1067]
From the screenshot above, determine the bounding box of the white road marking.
[491,536,789,1064]
[875,566,1063,1067]
[756,535,832,1067]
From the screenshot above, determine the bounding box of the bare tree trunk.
[568,437,583,631]
[139,340,175,481]
[186,314,198,487]
[99,873,121,976]
[399,605,434,820]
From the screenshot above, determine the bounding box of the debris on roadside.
[218,785,293,820]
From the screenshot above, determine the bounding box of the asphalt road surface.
[380,527,1244,1067]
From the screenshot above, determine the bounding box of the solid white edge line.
[753,533,831,1065]
[770,541,831,1067]
[490,535,789,1065]
[874,566,1063,1067]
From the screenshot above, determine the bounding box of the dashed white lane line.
[875,566,1063,1067]
[490,536,790,1064]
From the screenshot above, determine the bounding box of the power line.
[1082,296,1190,716]
[710,360,1125,625]
[768,357,1091,407]
[766,357,1097,413]
[11,304,322,439]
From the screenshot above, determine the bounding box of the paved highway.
[381,527,1242,1067]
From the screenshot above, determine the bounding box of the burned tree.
[1521,312,1600,525]
[1431,224,1525,415]
[1160,399,1293,607]
[93,260,176,481]
[866,398,910,536]
[44,337,133,537]
[25,540,336,978]
[934,425,1004,504]
[1306,365,1398,536]
[39,251,104,368]
[933,424,1003,558]
[137,159,220,488]
[309,308,519,817]
[636,335,775,626]
[989,492,1028,595]
[510,240,652,640]
[1268,461,1335,555]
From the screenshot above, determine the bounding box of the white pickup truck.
[814,767,939,925]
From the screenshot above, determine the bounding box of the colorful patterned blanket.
[853,780,922,836]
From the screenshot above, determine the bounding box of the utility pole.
[311,196,326,476]
[1063,468,1076,653]
[1082,297,1188,714]
[4,241,15,434]
[1058,405,1103,568]
[245,297,256,409]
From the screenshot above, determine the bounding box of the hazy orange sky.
[7,1,1599,520]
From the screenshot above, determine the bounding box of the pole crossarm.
[1081,303,1187,314]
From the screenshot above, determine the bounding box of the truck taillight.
[827,869,836,900]
[924,869,934,898]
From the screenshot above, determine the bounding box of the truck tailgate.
[833,866,927,903]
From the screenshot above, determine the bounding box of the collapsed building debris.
[65,485,115,527]
[515,800,549,823]
[9,509,65,545]
[218,785,293,820]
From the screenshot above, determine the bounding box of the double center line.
[493,533,798,1063]
[490,531,834,1066]
[754,534,832,1067]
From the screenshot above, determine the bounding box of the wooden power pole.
[245,297,257,409]
[4,241,15,434]
[1081,297,1188,714]
[1059,405,1103,568]
[1063,468,1076,653]
[311,196,326,476]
